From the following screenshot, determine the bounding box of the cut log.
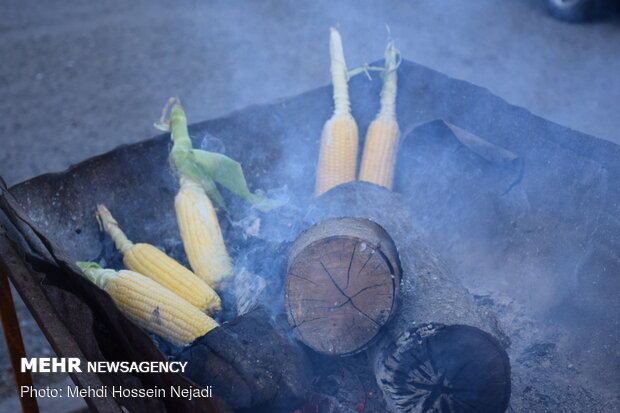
[286,217,401,356]
[305,182,507,340]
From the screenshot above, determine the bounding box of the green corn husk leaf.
[162,98,284,213]
[75,261,103,285]
[192,150,285,212]
[76,261,101,277]
[347,63,384,80]
[76,261,101,270]
[168,146,229,211]
[199,173,227,213]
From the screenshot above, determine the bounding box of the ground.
[1,0,619,411]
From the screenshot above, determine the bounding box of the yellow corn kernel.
[175,178,233,289]
[315,115,359,195]
[124,243,221,314]
[359,118,400,189]
[358,39,401,190]
[96,204,221,314]
[79,264,218,346]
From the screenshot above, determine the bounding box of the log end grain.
[286,218,401,356]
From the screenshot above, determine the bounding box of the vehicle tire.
[545,0,608,22]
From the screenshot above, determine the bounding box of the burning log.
[176,306,312,410]
[286,217,401,355]
[303,181,511,412]
[371,324,511,413]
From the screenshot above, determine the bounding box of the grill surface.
[4,60,620,412]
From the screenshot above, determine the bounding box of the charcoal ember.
[372,324,510,413]
[307,351,387,413]
[286,217,401,355]
[175,306,312,409]
[297,393,357,413]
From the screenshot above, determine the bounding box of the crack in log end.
[286,219,400,355]
[320,260,351,301]
[345,240,358,290]
[289,272,320,287]
[318,258,384,326]
[375,324,511,413]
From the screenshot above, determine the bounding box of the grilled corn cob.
[96,204,221,314]
[155,97,284,288]
[359,40,401,189]
[174,176,233,288]
[164,100,233,289]
[315,27,359,196]
[77,262,218,346]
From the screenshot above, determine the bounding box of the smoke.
[178,53,620,409]
[6,4,619,408]
[32,36,616,409]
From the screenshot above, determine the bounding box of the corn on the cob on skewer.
[359,40,401,189]
[96,204,221,314]
[155,97,284,288]
[77,262,218,346]
[315,27,359,196]
[163,100,234,289]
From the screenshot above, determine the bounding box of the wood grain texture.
[286,218,400,355]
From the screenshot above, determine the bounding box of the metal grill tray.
[5,60,619,412]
